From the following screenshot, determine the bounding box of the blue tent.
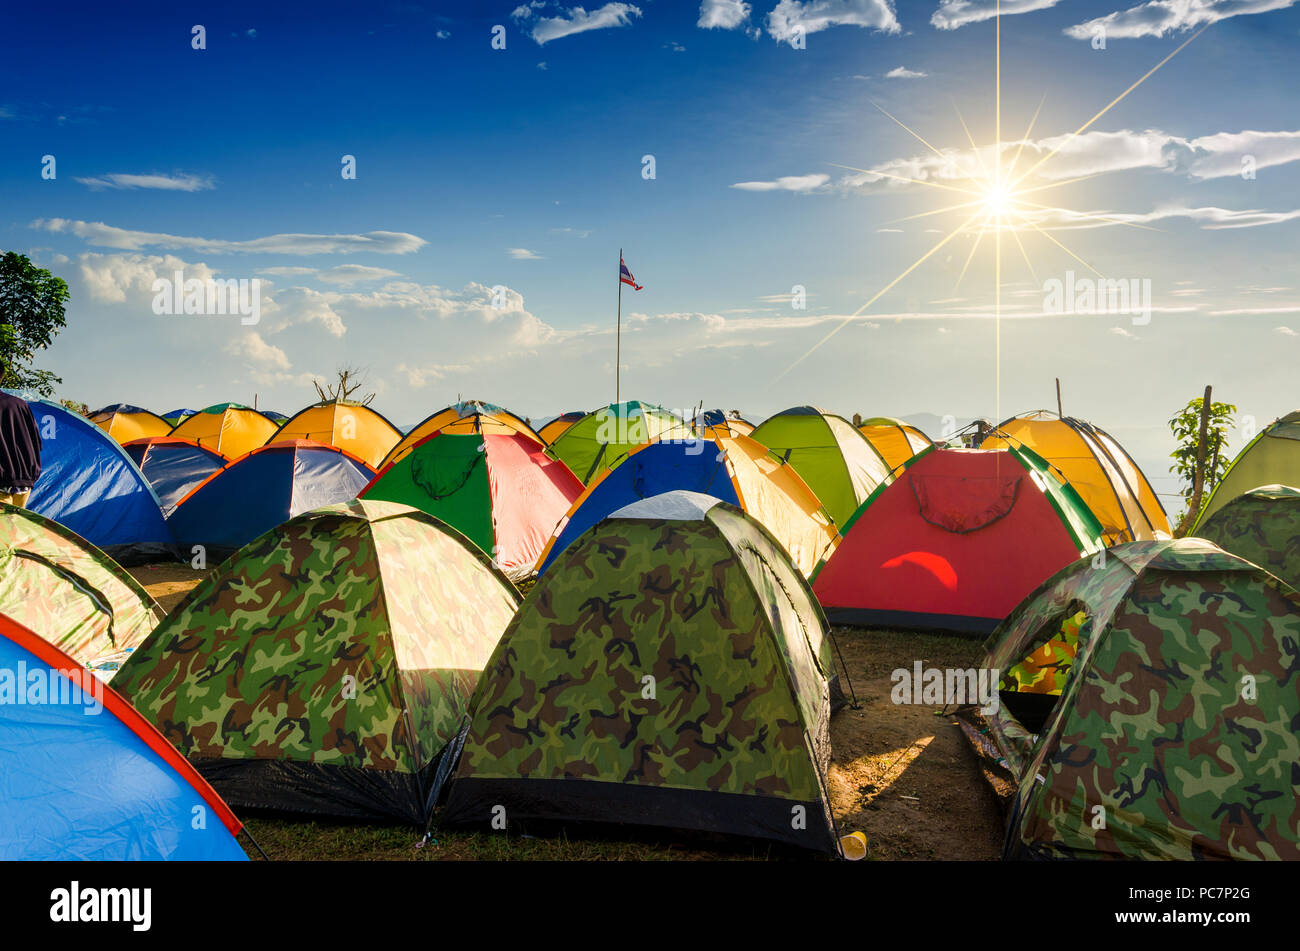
[16,395,174,563]
[536,440,740,575]
[0,611,247,860]
[168,440,376,557]
[123,437,227,516]
[163,407,198,425]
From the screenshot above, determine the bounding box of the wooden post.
[1177,385,1214,535]
[1055,378,1062,418]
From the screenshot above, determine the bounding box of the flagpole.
[616,247,622,406]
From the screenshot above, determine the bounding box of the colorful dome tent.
[123,436,227,516]
[381,399,544,469]
[749,406,893,528]
[163,407,198,427]
[360,430,584,581]
[857,416,932,472]
[0,502,163,674]
[440,491,840,853]
[535,434,838,579]
[16,395,173,564]
[269,400,403,469]
[259,409,289,424]
[90,403,174,444]
[537,411,586,444]
[699,409,755,438]
[547,400,693,483]
[0,612,247,860]
[168,440,376,559]
[981,411,1169,543]
[169,402,280,459]
[1195,485,1300,591]
[964,538,1300,860]
[1195,410,1300,529]
[114,500,521,824]
[812,446,1104,635]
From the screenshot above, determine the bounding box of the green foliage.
[1169,396,1236,519]
[58,399,90,417]
[0,252,69,397]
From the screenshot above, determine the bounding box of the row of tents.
[7,396,1300,859]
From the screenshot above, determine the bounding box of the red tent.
[811,446,1104,634]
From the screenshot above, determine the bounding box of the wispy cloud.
[699,0,752,28]
[1066,0,1297,40]
[508,247,544,259]
[932,0,1063,30]
[766,0,901,43]
[884,66,927,78]
[33,218,427,254]
[315,265,403,285]
[730,173,830,192]
[75,172,214,192]
[516,3,643,45]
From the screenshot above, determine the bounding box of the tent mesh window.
[998,601,1088,735]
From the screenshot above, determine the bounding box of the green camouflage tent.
[546,401,692,483]
[1195,484,1300,592]
[1195,410,1300,528]
[963,538,1300,860]
[0,501,163,675]
[440,490,841,853]
[113,499,520,824]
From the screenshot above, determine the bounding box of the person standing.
[0,390,41,507]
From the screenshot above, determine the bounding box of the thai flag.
[620,257,643,291]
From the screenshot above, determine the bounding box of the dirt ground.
[127,565,1006,861]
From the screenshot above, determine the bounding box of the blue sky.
[3,0,1299,510]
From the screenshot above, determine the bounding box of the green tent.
[359,430,583,580]
[1196,484,1300,591]
[547,401,692,483]
[1195,410,1300,527]
[0,502,163,674]
[113,499,520,824]
[749,406,892,527]
[440,490,840,853]
[964,537,1300,860]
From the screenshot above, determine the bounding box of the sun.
[983,181,1016,220]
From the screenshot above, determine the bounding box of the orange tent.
[169,403,279,460]
[90,405,173,445]
[858,417,932,472]
[380,399,543,469]
[269,401,402,470]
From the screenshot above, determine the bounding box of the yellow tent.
[983,411,1170,543]
[270,402,402,470]
[858,417,932,472]
[380,400,543,469]
[538,412,586,444]
[169,403,279,460]
[90,405,173,445]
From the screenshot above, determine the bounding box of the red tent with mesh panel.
[810,446,1105,635]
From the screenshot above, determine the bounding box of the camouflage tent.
[441,491,841,853]
[113,499,520,824]
[0,502,163,675]
[963,538,1300,860]
[1195,484,1300,592]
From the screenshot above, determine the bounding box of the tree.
[59,399,90,417]
[0,252,69,397]
[312,365,375,405]
[1169,390,1236,534]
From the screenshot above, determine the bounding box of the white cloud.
[508,248,544,259]
[550,227,592,237]
[315,265,402,285]
[258,266,317,277]
[1066,0,1296,40]
[33,218,426,255]
[699,0,752,28]
[77,253,218,304]
[884,66,927,78]
[75,172,214,192]
[1274,326,1299,335]
[932,0,1062,30]
[876,227,904,233]
[1109,326,1135,337]
[226,331,289,371]
[436,29,451,39]
[526,3,642,45]
[730,173,830,192]
[664,41,687,51]
[538,60,548,69]
[766,0,901,42]
[394,362,472,387]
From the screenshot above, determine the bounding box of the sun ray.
[774,208,988,381]
[1014,172,1105,196]
[883,198,988,225]
[872,101,952,166]
[1009,224,1038,285]
[954,102,993,188]
[1015,197,1163,232]
[1010,24,1211,188]
[954,222,988,292]
[1004,93,1046,183]
[1028,221,1102,277]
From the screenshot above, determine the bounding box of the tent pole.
[616,247,622,406]
[1055,378,1062,418]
